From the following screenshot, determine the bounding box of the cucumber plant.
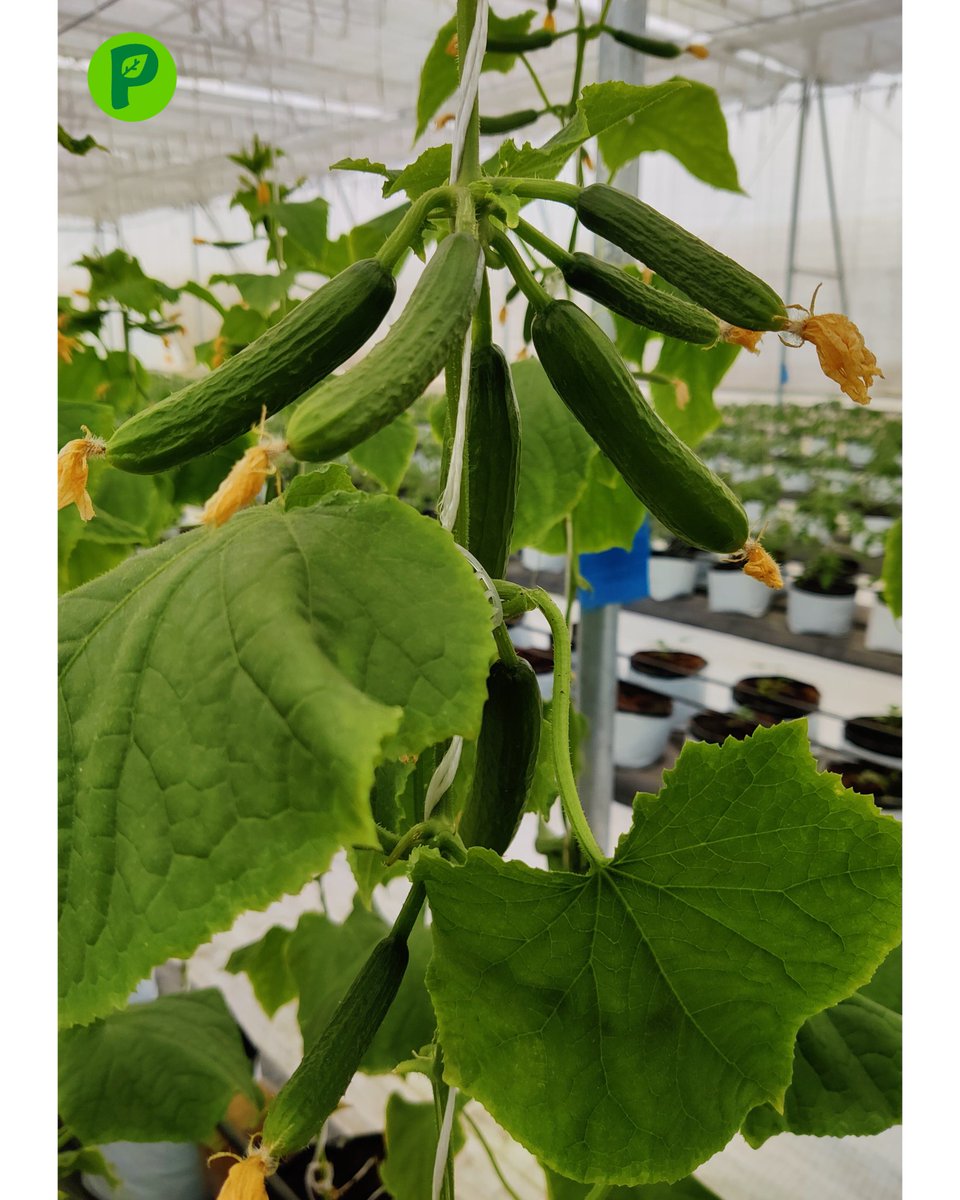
[57,3,898,1199]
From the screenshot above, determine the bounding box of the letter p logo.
[88,33,177,122]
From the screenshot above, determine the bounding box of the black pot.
[844,715,902,759]
[617,680,672,718]
[690,710,760,744]
[733,675,820,721]
[630,649,707,680]
[826,759,902,810]
[516,644,554,675]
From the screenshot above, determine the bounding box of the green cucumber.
[455,344,521,579]
[262,932,409,1156]
[532,300,749,552]
[479,109,540,135]
[286,232,483,461]
[606,28,684,58]
[487,29,555,53]
[562,253,721,345]
[458,658,542,855]
[107,259,396,474]
[576,183,788,332]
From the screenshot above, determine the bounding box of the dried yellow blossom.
[686,44,710,59]
[719,323,763,354]
[201,439,284,528]
[740,540,783,590]
[672,379,690,411]
[446,32,459,57]
[798,312,883,405]
[211,335,229,369]
[498,304,509,325]
[211,1147,274,1200]
[58,427,106,522]
[435,111,456,129]
[641,267,654,286]
[58,330,81,363]
[543,12,557,32]
[255,179,271,207]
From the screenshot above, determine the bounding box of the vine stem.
[461,1110,525,1200]
[584,1185,613,1200]
[483,177,580,206]
[490,232,552,310]
[376,186,457,271]
[529,587,607,867]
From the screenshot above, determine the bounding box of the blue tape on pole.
[577,519,650,612]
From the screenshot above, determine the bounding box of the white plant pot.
[648,556,698,601]
[846,442,874,467]
[627,668,705,732]
[521,547,566,574]
[803,435,829,455]
[780,471,811,493]
[865,599,902,654]
[508,622,550,651]
[734,465,764,482]
[613,710,673,768]
[864,514,895,535]
[786,583,856,636]
[536,673,554,702]
[707,569,774,618]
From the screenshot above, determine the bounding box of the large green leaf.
[510,358,597,550]
[380,1095,466,1200]
[319,204,410,277]
[860,942,901,1012]
[414,722,901,1185]
[350,413,419,493]
[76,249,179,317]
[286,902,436,1072]
[415,10,538,139]
[385,146,454,200]
[58,493,493,1028]
[208,271,297,314]
[545,1165,723,1200]
[264,197,329,261]
[58,990,258,1143]
[573,453,647,554]
[226,925,297,1017]
[598,80,743,192]
[740,992,901,1147]
[648,337,740,448]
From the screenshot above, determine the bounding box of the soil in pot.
[630,650,706,680]
[826,759,902,810]
[844,714,902,759]
[733,675,821,721]
[516,644,554,675]
[793,573,857,598]
[617,681,672,717]
[690,710,760,743]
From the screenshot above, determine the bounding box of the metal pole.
[576,0,647,855]
[816,79,850,314]
[776,77,811,406]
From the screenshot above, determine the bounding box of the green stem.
[584,1186,613,1200]
[514,217,573,268]
[568,3,588,114]
[376,186,456,271]
[493,621,520,667]
[519,52,555,113]
[474,268,493,347]
[482,177,580,206]
[384,820,443,867]
[529,587,606,868]
[490,232,552,310]
[392,881,427,941]
[461,1111,525,1200]
[598,0,615,26]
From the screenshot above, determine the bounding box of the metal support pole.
[576,0,646,855]
[777,77,811,406]
[816,79,850,314]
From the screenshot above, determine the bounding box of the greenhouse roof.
[58,0,901,219]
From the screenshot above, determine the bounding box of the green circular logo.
[87,32,177,122]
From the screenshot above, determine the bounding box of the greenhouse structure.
[55,2,903,1199]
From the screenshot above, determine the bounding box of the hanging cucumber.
[107,259,397,474]
[455,344,521,579]
[605,28,685,58]
[532,300,749,553]
[286,232,484,461]
[575,183,788,332]
[487,29,556,52]
[458,658,542,855]
[479,109,541,135]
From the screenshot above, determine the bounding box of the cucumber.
[562,253,721,345]
[487,29,556,53]
[286,232,483,461]
[107,259,396,474]
[479,109,540,135]
[262,932,409,1156]
[458,658,542,855]
[576,183,788,332]
[455,344,521,579]
[532,300,749,553]
[607,28,683,58]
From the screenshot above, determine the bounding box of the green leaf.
[331,156,399,186]
[180,279,227,317]
[319,204,410,276]
[861,942,901,1012]
[58,125,107,156]
[350,413,419,493]
[414,722,901,1185]
[58,1146,119,1189]
[77,249,179,317]
[347,846,408,909]
[881,518,902,618]
[287,902,436,1072]
[648,336,740,448]
[571,452,647,554]
[385,145,453,200]
[510,358,597,550]
[740,991,901,1147]
[380,1095,466,1200]
[283,464,356,510]
[209,271,297,314]
[498,80,688,180]
[226,925,298,1016]
[415,10,538,140]
[58,493,494,1027]
[598,80,743,192]
[58,990,258,1143]
[545,1165,724,1200]
[265,198,329,261]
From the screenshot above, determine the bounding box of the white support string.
[448,0,490,186]
[437,325,472,532]
[455,544,504,627]
[431,1085,461,1200]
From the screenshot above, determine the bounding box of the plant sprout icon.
[121,55,147,78]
